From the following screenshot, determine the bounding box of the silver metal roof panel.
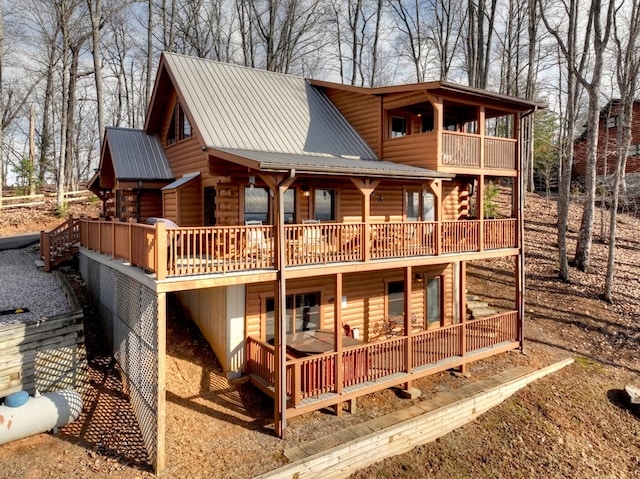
[107,127,173,180]
[162,53,377,160]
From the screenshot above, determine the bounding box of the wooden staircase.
[40,217,81,272]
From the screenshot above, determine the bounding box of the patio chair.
[302,219,324,256]
[244,220,271,257]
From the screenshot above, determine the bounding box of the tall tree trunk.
[39,43,56,187]
[604,0,640,302]
[573,0,615,272]
[0,0,3,211]
[88,0,105,145]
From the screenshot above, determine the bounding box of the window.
[628,144,640,157]
[405,190,435,221]
[166,102,192,145]
[426,277,441,326]
[179,107,192,139]
[314,189,335,221]
[244,187,269,223]
[243,186,296,224]
[391,116,407,138]
[387,281,405,320]
[284,188,295,224]
[606,116,618,129]
[265,291,321,342]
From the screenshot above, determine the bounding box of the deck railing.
[247,311,518,407]
[78,218,517,279]
[485,137,517,169]
[442,132,481,167]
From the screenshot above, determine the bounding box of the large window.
[166,102,192,145]
[387,281,405,320]
[426,277,441,327]
[265,291,321,342]
[405,190,435,221]
[314,189,335,221]
[244,187,269,223]
[244,187,296,224]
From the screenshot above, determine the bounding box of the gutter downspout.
[518,107,537,351]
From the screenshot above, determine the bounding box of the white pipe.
[0,389,83,445]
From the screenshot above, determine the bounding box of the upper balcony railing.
[78,218,518,280]
[382,131,517,171]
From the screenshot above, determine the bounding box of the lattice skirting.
[80,254,159,467]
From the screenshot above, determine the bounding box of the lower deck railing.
[246,311,519,409]
[78,218,518,279]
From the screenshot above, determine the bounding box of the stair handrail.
[40,216,81,271]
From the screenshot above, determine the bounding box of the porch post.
[479,106,486,169]
[516,114,525,351]
[351,179,379,262]
[334,272,344,415]
[270,172,296,439]
[459,261,467,373]
[478,174,485,252]
[403,266,413,388]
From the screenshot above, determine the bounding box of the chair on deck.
[244,220,272,257]
[302,219,324,256]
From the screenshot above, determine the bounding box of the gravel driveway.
[0,246,71,327]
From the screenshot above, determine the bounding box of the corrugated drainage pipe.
[0,389,83,445]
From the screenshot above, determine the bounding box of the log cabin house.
[44,52,538,468]
[573,99,640,179]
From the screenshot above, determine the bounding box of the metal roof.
[162,53,377,160]
[161,171,200,190]
[106,127,173,180]
[213,148,452,180]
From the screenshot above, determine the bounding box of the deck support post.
[459,261,467,373]
[403,266,413,389]
[478,174,485,252]
[269,171,296,439]
[334,272,344,415]
[515,122,525,351]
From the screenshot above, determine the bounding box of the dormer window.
[166,102,192,145]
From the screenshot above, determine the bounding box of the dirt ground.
[0,193,638,478]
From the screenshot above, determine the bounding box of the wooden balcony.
[78,218,518,280]
[246,311,519,416]
[382,131,517,171]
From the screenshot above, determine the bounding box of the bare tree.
[390,0,429,82]
[539,0,586,282]
[0,0,4,208]
[429,0,465,81]
[604,0,640,302]
[571,0,616,272]
[464,0,498,88]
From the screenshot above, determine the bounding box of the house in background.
[573,99,640,180]
[44,52,538,474]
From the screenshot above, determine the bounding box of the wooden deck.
[76,218,518,280]
[246,311,519,416]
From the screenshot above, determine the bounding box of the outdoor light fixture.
[302,186,310,196]
[415,273,424,283]
[249,175,255,189]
